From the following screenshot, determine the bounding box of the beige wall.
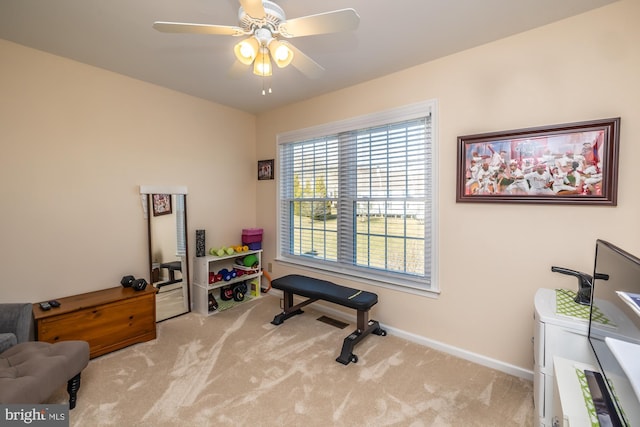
[1,0,638,375]
[256,0,640,373]
[0,39,257,301]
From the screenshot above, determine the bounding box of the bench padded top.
[271,274,378,311]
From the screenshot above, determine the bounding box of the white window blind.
[277,101,437,291]
[176,195,186,257]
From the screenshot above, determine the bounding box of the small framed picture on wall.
[258,159,274,180]
[152,194,172,216]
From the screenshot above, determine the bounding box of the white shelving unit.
[192,249,262,316]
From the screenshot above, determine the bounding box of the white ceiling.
[0,0,617,114]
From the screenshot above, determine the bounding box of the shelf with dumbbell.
[192,249,262,316]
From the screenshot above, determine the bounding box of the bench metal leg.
[270,286,386,365]
[271,291,319,325]
[336,310,386,365]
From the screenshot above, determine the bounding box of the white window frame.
[276,100,439,295]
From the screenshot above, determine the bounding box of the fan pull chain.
[261,76,272,96]
[262,47,273,95]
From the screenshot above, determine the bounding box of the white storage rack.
[192,249,262,316]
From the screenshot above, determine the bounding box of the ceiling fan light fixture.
[268,39,294,68]
[154,1,358,82]
[253,48,272,76]
[233,37,259,65]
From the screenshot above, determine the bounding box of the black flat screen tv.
[588,239,640,426]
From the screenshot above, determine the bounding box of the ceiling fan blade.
[284,42,325,79]
[153,21,245,36]
[278,9,360,38]
[239,0,266,19]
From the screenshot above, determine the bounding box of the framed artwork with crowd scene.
[456,117,620,205]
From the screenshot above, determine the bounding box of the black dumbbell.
[121,275,135,287]
[238,282,248,294]
[208,293,218,312]
[233,286,244,302]
[220,286,234,301]
[131,278,147,291]
[233,282,248,302]
[121,275,147,291]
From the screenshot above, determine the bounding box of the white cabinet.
[533,288,596,427]
[192,250,262,316]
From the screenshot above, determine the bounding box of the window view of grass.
[292,211,425,276]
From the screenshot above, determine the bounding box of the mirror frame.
[139,185,191,318]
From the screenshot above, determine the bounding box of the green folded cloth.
[555,289,613,325]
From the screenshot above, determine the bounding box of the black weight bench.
[158,261,182,288]
[270,274,386,365]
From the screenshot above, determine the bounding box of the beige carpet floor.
[48,294,534,426]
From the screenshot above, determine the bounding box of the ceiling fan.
[153,0,360,81]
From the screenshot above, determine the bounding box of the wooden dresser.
[33,286,157,359]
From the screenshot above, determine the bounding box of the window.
[175,195,186,257]
[277,101,438,293]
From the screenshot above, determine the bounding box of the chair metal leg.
[67,373,81,410]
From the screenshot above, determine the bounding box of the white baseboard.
[384,325,534,381]
[264,291,534,381]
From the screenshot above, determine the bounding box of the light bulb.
[253,48,272,76]
[240,43,254,58]
[268,40,294,68]
[275,45,289,61]
[234,38,259,65]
